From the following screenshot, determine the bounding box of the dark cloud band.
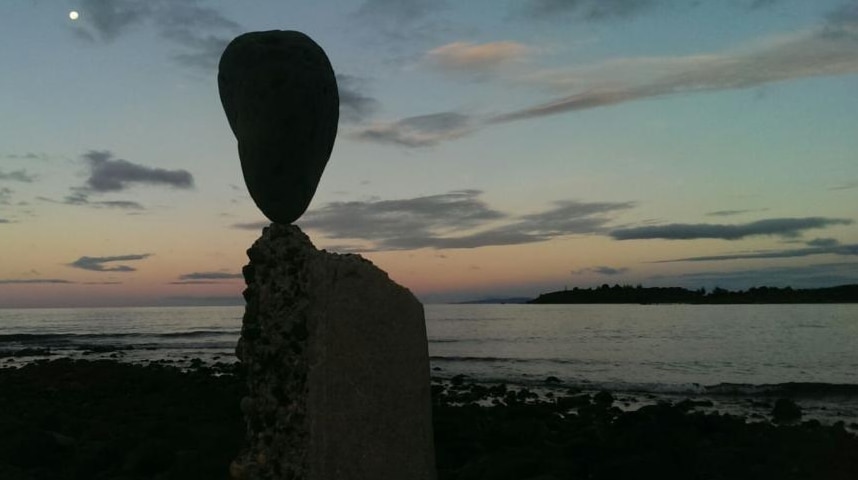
[68,254,152,272]
[83,151,193,192]
[611,217,852,241]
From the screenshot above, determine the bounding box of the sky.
[1,0,857,308]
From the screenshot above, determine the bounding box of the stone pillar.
[232,224,436,480]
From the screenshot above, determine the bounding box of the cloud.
[232,221,269,230]
[0,279,75,285]
[0,169,37,182]
[492,27,858,123]
[806,237,840,247]
[518,0,791,22]
[356,0,444,24]
[0,187,12,205]
[650,262,858,290]
[826,1,858,32]
[81,150,193,192]
[170,280,225,285]
[178,272,242,281]
[0,218,11,224]
[68,254,152,272]
[705,209,767,217]
[426,41,531,72]
[337,74,380,123]
[60,191,145,210]
[574,266,630,275]
[829,180,858,191]
[611,217,852,241]
[71,0,239,70]
[357,22,858,148]
[353,0,452,44]
[519,0,660,21]
[351,112,477,147]
[294,191,633,250]
[655,242,858,263]
[300,189,504,240]
[3,152,51,161]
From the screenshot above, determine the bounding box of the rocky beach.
[2,359,857,480]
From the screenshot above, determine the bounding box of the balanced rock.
[218,31,339,224]
[233,224,436,480]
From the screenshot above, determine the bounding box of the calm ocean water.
[2,303,857,422]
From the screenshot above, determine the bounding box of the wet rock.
[556,394,591,411]
[771,398,802,424]
[234,224,435,479]
[7,347,52,358]
[218,30,339,224]
[677,398,715,411]
[594,391,614,406]
[124,440,175,475]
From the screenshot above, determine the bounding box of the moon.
[69,11,79,20]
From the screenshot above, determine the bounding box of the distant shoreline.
[528,284,858,305]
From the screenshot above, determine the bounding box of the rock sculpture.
[218,30,339,224]
[219,31,436,479]
[231,224,436,479]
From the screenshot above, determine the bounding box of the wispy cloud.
[611,217,852,241]
[356,0,444,22]
[356,22,858,147]
[573,265,630,275]
[0,278,75,285]
[705,208,767,217]
[829,180,858,191]
[68,254,152,272]
[170,280,225,285]
[426,41,531,72]
[0,218,11,224]
[292,191,633,250]
[352,112,476,147]
[0,187,12,205]
[299,190,504,240]
[3,152,51,161]
[337,74,380,123]
[518,0,660,21]
[655,242,858,263]
[81,150,193,192]
[806,237,841,247]
[60,191,145,210]
[232,221,269,231]
[492,27,858,123]
[71,0,240,70]
[0,169,37,182]
[178,272,242,281]
[650,262,858,290]
[518,0,791,22]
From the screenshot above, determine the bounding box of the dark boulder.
[771,398,802,423]
[218,30,339,224]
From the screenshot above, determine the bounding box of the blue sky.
[1,0,857,307]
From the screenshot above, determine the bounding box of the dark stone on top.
[218,30,339,224]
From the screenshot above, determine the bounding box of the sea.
[2,304,857,426]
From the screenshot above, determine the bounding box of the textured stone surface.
[232,224,436,480]
[218,31,339,224]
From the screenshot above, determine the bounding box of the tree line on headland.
[529,284,858,304]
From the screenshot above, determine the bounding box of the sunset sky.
[1,0,857,307]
